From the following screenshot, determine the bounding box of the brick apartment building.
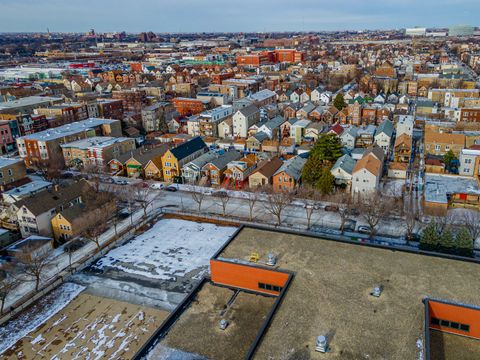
[97,99,124,120]
[172,98,206,116]
[112,89,147,112]
[16,118,122,167]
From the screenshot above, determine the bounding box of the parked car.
[114,179,129,185]
[150,183,165,190]
[324,205,339,212]
[118,209,130,219]
[357,225,372,234]
[212,190,228,198]
[343,219,357,232]
[61,172,74,179]
[165,185,178,192]
[347,208,360,216]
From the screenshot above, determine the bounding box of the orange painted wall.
[428,300,480,339]
[210,259,289,296]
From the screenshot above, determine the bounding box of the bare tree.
[33,151,64,184]
[263,187,292,226]
[404,195,420,242]
[84,163,104,193]
[434,212,456,234]
[336,192,355,234]
[81,211,109,250]
[64,240,84,272]
[461,211,480,242]
[188,184,207,214]
[0,267,19,314]
[358,192,392,239]
[16,246,51,292]
[245,186,260,221]
[118,187,136,226]
[298,186,321,230]
[133,184,157,218]
[213,191,230,217]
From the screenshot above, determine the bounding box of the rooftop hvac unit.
[370,285,383,298]
[219,319,229,330]
[315,335,328,353]
[266,252,277,266]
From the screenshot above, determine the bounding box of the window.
[7,169,12,176]
[435,145,441,151]
[431,317,470,333]
[258,282,282,293]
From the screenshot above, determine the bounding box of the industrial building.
[137,226,480,360]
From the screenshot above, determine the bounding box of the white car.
[150,183,165,190]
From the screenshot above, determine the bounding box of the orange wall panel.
[210,259,289,296]
[428,300,480,339]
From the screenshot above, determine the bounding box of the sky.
[0,0,478,33]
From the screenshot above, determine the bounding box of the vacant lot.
[92,218,237,282]
[2,293,168,360]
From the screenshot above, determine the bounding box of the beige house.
[0,157,27,186]
[248,157,283,188]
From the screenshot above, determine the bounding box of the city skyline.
[0,0,478,33]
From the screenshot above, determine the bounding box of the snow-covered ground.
[382,179,405,197]
[92,219,237,281]
[0,282,85,355]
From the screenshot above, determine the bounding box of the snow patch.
[92,219,237,281]
[30,334,44,345]
[0,282,85,355]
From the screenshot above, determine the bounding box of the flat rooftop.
[0,96,62,110]
[18,118,118,142]
[60,136,132,150]
[2,179,51,198]
[424,174,480,204]
[150,282,275,360]
[430,330,480,360]
[217,227,480,359]
[0,156,23,169]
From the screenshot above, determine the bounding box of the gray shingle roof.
[376,119,394,138]
[274,155,307,180]
[332,154,356,175]
[237,104,259,118]
[204,150,242,170]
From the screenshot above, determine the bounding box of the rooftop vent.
[315,335,329,353]
[219,319,229,330]
[266,252,277,266]
[370,285,383,298]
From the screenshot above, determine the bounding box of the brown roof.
[280,138,294,147]
[353,153,382,177]
[394,133,413,148]
[261,139,279,147]
[252,157,283,178]
[389,162,408,171]
[424,130,465,146]
[364,145,385,163]
[15,180,91,216]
